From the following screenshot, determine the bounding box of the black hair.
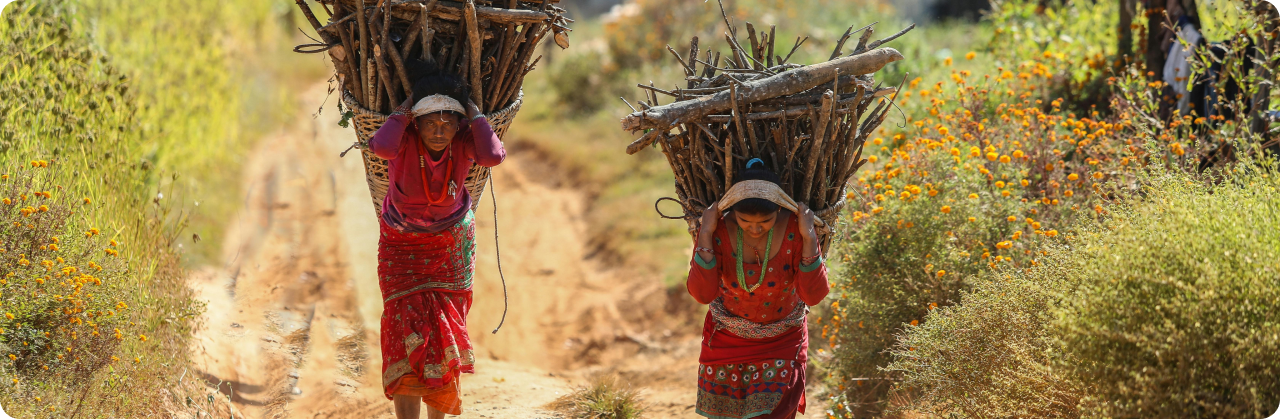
[404,58,469,116]
[732,159,782,216]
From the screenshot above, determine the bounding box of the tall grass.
[0,0,325,415]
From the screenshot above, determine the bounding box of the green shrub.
[887,163,1280,418]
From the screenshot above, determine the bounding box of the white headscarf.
[412,94,465,117]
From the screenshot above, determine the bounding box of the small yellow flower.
[944,57,953,66]
[48,244,58,252]
[1064,190,1074,197]
[965,51,977,60]
[910,319,920,326]
[999,155,1011,163]
[936,270,946,277]
[1007,215,1017,222]
[985,152,998,161]
[949,147,960,156]
[867,155,879,164]
[1068,173,1079,181]
[37,205,48,212]
[1093,172,1105,180]
[1020,179,1030,187]
[1012,150,1025,159]
[940,206,951,214]
[995,181,1006,188]
[138,334,147,342]
[3,313,11,320]
[83,197,91,204]
[968,193,979,199]
[7,354,14,360]
[1046,230,1059,237]
[1001,190,1011,197]
[871,207,884,215]
[968,217,976,223]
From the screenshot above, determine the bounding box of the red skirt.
[696,300,809,419]
[378,211,476,401]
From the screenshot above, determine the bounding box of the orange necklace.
[418,144,455,205]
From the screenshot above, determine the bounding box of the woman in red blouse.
[368,69,505,419]
[688,159,830,419]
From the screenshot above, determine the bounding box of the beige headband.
[412,94,465,117]
[717,180,827,228]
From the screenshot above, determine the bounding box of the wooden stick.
[357,0,374,103]
[766,25,776,68]
[800,91,834,202]
[687,37,700,89]
[782,36,807,64]
[383,1,551,24]
[621,48,903,131]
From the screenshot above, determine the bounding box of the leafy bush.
[887,162,1280,418]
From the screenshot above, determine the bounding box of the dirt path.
[183,82,828,418]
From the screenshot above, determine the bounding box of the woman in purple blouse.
[367,71,505,419]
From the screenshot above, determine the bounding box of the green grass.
[0,0,325,415]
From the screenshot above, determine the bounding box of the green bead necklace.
[735,224,775,293]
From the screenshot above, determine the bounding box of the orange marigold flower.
[867,155,879,164]
[1012,150,1025,159]
[928,189,939,197]
[1007,215,1017,222]
[968,193,979,199]
[966,51,977,60]
[83,197,91,204]
[1046,230,1059,237]
[940,206,952,214]
[1092,172,1105,179]
[1170,143,1186,156]
[1064,190,1074,197]
[1068,173,1079,181]
[1001,190,1011,197]
[910,320,920,326]
[986,152,998,161]
[871,207,884,215]
[949,147,960,156]
[999,155,1011,163]
[995,181,1006,188]
[936,270,946,277]
[1020,179,1030,187]
[968,217,977,222]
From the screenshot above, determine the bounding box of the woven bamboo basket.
[343,89,523,216]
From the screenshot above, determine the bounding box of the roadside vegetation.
[0,0,322,415]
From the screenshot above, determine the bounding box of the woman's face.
[415,112,461,153]
[734,210,779,239]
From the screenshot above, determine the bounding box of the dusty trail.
[183,82,725,418]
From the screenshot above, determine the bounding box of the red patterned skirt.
[696,299,809,419]
[377,211,476,408]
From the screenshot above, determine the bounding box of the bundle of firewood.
[293,0,570,214]
[619,19,912,252]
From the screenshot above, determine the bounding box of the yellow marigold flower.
[936,270,946,277]
[1068,173,1079,181]
[116,302,128,310]
[949,147,960,156]
[105,249,118,257]
[985,152,998,161]
[1007,215,1017,222]
[134,357,141,363]
[18,259,29,267]
[1064,190,1074,197]
[900,191,912,200]
[944,57,953,66]
[940,206,952,214]
[7,354,14,361]
[968,193,979,199]
[1170,143,1186,156]
[997,241,1012,249]
[969,147,981,157]
[939,127,950,136]
[1012,231,1023,240]
[999,155,1011,163]
[3,313,11,320]
[1,198,8,205]
[1092,172,1105,180]
[966,51,977,60]
[928,189,939,197]
[139,334,147,342]
[968,217,976,222]
[1012,150,1024,159]
[875,194,886,202]
[1046,230,1059,237]
[995,181,1006,188]
[867,155,879,163]
[910,319,920,326]
[47,244,58,252]
[1032,222,1043,230]
[1020,179,1030,187]
[30,161,40,168]
[871,207,884,215]
[109,240,118,247]
[37,205,48,212]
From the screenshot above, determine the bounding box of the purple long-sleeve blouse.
[369,113,506,231]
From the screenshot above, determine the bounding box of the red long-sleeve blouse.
[687,215,830,322]
[369,114,505,228]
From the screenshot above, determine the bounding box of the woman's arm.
[687,202,723,304]
[466,100,506,167]
[794,203,830,305]
[370,98,414,159]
